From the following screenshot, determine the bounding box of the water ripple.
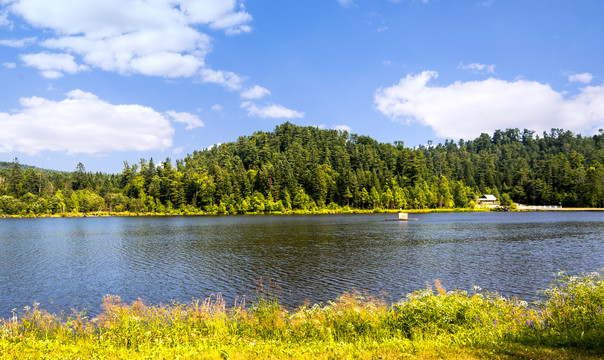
[1,212,603,316]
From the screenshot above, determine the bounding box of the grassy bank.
[5,205,604,218]
[0,207,492,218]
[2,272,603,359]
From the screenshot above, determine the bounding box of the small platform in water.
[386,212,419,221]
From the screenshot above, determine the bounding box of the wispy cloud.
[477,0,495,7]
[458,62,496,74]
[166,111,204,130]
[337,0,354,7]
[568,72,593,84]
[201,69,245,91]
[241,101,304,119]
[0,37,37,47]
[241,85,271,99]
[0,11,10,27]
[375,71,604,140]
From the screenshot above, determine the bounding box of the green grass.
[2,272,603,359]
[1,207,490,219]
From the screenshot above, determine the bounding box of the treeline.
[1,123,603,215]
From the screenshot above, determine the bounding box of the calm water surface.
[1,212,603,317]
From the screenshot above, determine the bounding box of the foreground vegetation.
[1,124,603,217]
[2,272,602,359]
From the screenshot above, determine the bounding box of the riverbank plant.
[0,206,495,218]
[1,272,602,359]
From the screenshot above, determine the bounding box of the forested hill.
[1,123,603,215]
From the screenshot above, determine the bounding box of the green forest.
[1,123,603,215]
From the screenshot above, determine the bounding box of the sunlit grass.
[2,272,603,359]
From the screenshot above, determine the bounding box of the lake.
[1,212,603,318]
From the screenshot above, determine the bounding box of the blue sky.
[1,0,603,173]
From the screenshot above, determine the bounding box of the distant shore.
[2,206,603,219]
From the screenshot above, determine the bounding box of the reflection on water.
[0,212,603,317]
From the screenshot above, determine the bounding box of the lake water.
[1,212,603,318]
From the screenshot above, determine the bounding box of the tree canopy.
[1,124,603,215]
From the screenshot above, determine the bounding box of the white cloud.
[0,37,36,47]
[40,25,209,77]
[211,104,223,112]
[129,52,204,78]
[568,72,593,84]
[240,85,271,99]
[39,70,64,79]
[375,71,604,140]
[9,0,251,36]
[338,0,354,7]
[3,62,16,69]
[241,101,304,119]
[201,68,244,90]
[209,11,252,34]
[0,10,10,27]
[458,62,496,74]
[5,0,251,78]
[20,52,89,78]
[0,90,174,154]
[179,0,252,34]
[333,125,352,132]
[203,142,222,151]
[166,110,204,130]
[172,146,184,155]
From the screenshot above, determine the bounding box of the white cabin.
[477,194,498,206]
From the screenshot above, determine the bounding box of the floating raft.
[386,212,419,221]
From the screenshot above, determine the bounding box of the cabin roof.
[479,194,497,201]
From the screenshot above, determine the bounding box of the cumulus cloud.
[211,104,223,112]
[21,52,89,78]
[179,0,252,34]
[201,68,244,90]
[4,0,251,78]
[240,85,271,99]
[0,90,174,154]
[166,110,204,130]
[241,101,304,119]
[568,72,593,84]
[375,71,604,139]
[458,62,496,74]
[3,62,16,69]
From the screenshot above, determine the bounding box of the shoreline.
[1,206,604,219]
